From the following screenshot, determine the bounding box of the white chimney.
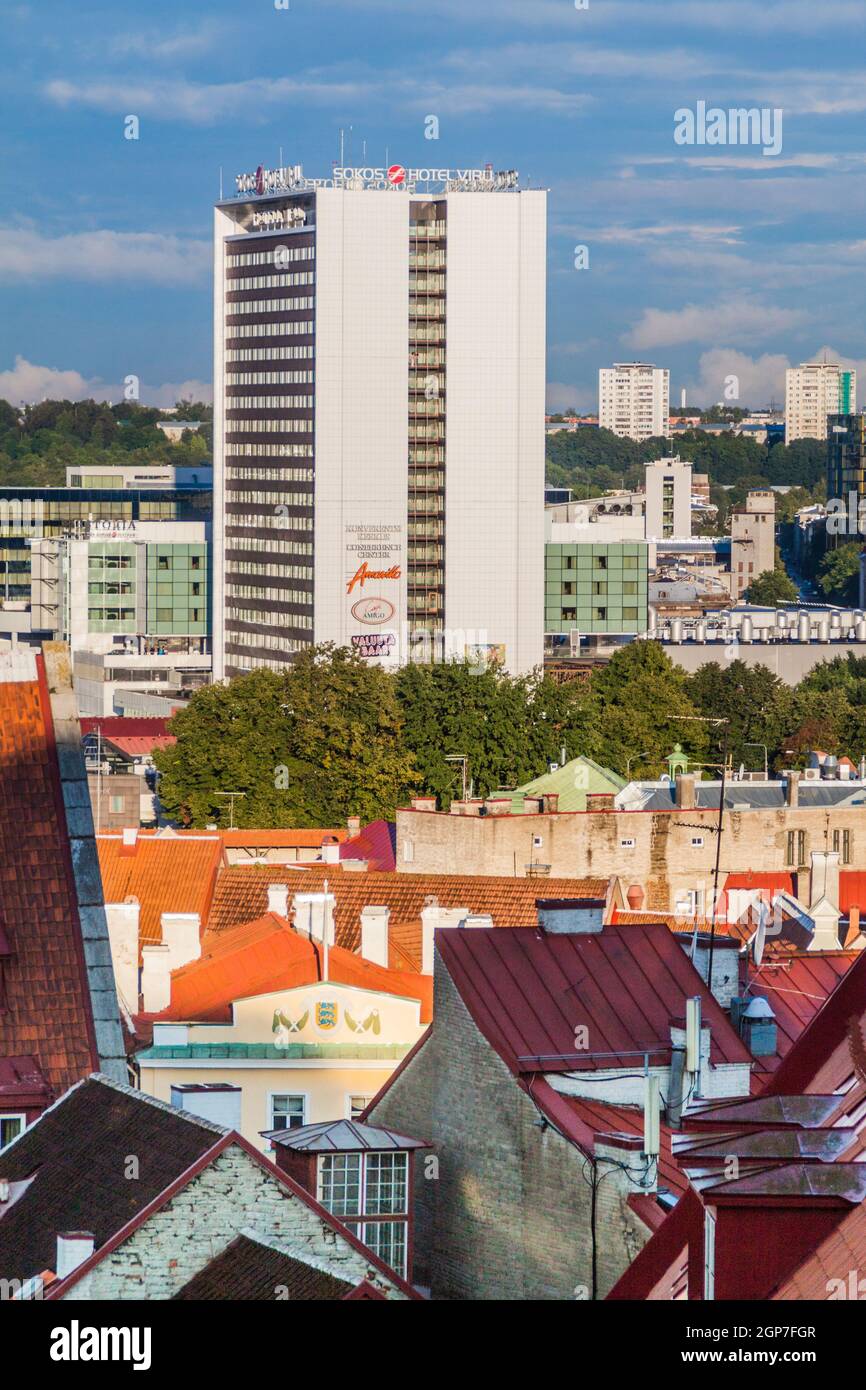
[267,883,290,917]
[421,904,471,975]
[105,897,140,1013]
[360,906,390,967]
[321,837,341,864]
[160,912,201,971]
[121,826,138,849]
[462,914,494,929]
[141,943,171,1013]
[292,892,336,944]
[56,1232,95,1280]
[809,850,841,912]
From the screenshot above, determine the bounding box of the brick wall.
[63,1144,408,1301]
[368,957,652,1300]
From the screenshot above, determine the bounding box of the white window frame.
[691,836,704,848]
[346,1094,373,1121]
[0,1112,26,1152]
[267,1091,307,1133]
[620,837,636,849]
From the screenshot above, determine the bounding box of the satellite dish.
[753,900,768,967]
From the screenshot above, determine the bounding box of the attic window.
[0,1114,25,1152]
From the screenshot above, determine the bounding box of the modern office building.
[544,541,649,659]
[598,363,670,442]
[785,362,856,445]
[213,161,546,678]
[827,413,866,551]
[28,519,211,715]
[644,456,693,540]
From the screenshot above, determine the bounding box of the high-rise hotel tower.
[213,162,546,679]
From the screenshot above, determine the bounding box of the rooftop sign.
[234,163,520,197]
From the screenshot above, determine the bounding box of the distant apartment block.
[785,362,856,444]
[599,363,670,442]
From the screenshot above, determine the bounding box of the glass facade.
[545,542,649,636]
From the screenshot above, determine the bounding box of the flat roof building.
[213,161,546,678]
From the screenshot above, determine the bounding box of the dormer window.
[318,1151,409,1277]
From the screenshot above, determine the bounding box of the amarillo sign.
[351,596,396,625]
[346,562,401,594]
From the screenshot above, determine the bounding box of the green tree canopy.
[744,569,798,605]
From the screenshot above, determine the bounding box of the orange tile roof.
[220,829,347,848]
[206,867,611,950]
[0,657,99,1095]
[97,833,223,951]
[157,913,432,1023]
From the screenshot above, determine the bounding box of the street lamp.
[625,752,653,781]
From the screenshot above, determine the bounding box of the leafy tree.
[817,542,862,605]
[687,660,793,772]
[586,641,708,777]
[744,569,798,605]
[154,646,416,828]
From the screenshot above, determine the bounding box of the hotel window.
[0,1113,25,1150]
[270,1094,305,1131]
[832,829,851,864]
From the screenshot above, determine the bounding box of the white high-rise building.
[599,363,670,442]
[644,457,692,540]
[213,161,546,679]
[785,362,856,445]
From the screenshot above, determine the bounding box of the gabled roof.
[97,830,222,949]
[0,1074,223,1282]
[513,756,626,811]
[0,647,124,1098]
[340,819,396,872]
[435,922,751,1075]
[153,914,433,1023]
[206,866,612,948]
[172,1233,357,1301]
[263,1118,428,1153]
[102,735,176,758]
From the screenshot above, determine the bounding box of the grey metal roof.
[632,781,866,812]
[260,1118,428,1153]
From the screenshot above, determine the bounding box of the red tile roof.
[156,914,433,1024]
[221,829,347,849]
[725,872,798,897]
[97,832,222,950]
[80,717,173,738]
[206,866,611,949]
[102,735,176,758]
[435,922,752,1075]
[0,655,100,1096]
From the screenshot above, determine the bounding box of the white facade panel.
[313,191,409,664]
[443,190,546,674]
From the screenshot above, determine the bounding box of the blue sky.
[2,0,866,411]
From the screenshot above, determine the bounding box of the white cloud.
[0,227,209,285]
[625,298,806,350]
[0,357,212,408]
[683,344,866,409]
[546,381,594,412]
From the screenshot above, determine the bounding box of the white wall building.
[213,163,546,679]
[599,363,670,442]
[644,457,693,540]
[785,362,856,445]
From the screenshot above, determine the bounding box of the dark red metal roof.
[339,819,396,873]
[744,951,857,1088]
[435,922,752,1075]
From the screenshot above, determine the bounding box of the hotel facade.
[213,163,546,679]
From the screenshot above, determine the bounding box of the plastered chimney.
[360,906,390,967]
[56,1232,95,1280]
[105,897,140,1013]
[141,943,171,1013]
[160,912,201,971]
[267,883,290,918]
[421,904,471,974]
